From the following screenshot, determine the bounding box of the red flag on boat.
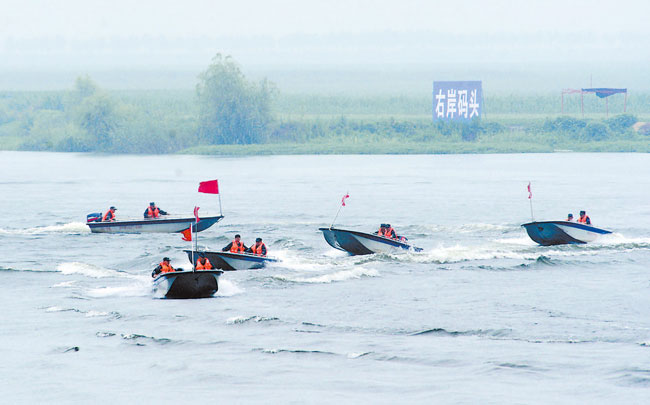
[181,227,192,241]
[341,193,350,206]
[198,180,219,194]
[194,206,200,223]
[527,182,532,199]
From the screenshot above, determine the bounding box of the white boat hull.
[87,216,223,234]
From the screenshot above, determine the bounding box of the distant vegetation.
[1,55,649,154]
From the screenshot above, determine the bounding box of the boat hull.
[88,216,223,234]
[152,270,223,299]
[185,250,277,271]
[319,227,422,255]
[521,221,612,246]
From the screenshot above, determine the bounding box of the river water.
[1,151,649,403]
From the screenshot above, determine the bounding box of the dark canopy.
[581,88,627,98]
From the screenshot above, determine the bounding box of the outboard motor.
[86,212,102,223]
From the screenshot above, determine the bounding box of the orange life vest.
[159,262,174,273]
[380,227,395,238]
[251,243,266,256]
[196,258,212,270]
[578,215,590,224]
[230,240,245,253]
[147,207,160,218]
[103,210,115,221]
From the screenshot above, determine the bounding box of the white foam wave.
[595,233,650,247]
[493,236,537,246]
[216,278,243,297]
[0,222,90,235]
[274,267,379,283]
[421,223,516,233]
[270,249,333,271]
[51,280,77,288]
[413,245,533,263]
[45,306,69,312]
[85,310,110,317]
[226,315,275,324]
[86,282,151,298]
[56,262,139,279]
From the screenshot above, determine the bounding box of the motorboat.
[521,220,612,246]
[86,215,223,234]
[319,227,422,255]
[184,250,277,271]
[152,269,223,299]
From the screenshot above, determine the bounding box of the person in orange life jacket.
[566,213,574,222]
[103,206,117,222]
[577,210,591,225]
[152,257,176,277]
[376,223,397,239]
[248,237,267,256]
[222,234,247,253]
[195,253,212,270]
[143,202,168,219]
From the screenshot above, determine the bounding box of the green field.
[1,84,649,155]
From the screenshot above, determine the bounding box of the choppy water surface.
[1,152,649,403]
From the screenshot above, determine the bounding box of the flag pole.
[330,192,349,229]
[330,205,343,229]
[193,215,197,272]
[528,181,534,221]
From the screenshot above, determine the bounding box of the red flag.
[527,182,532,199]
[198,180,219,194]
[341,193,350,206]
[181,227,192,241]
[193,206,200,223]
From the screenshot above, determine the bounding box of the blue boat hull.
[185,250,277,271]
[319,227,422,255]
[522,221,612,246]
[88,215,223,234]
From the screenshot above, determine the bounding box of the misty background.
[1,0,648,94]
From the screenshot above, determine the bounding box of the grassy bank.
[2,86,649,154]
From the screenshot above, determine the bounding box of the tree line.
[0,54,648,153]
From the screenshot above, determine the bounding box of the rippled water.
[1,152,649,402]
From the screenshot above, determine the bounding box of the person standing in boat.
[377,223,397,239]
[577,210,591,225]
[222,234,247,253]
[152,257,175,277]
[566,213,574,222]
[103,206,117,222]
[195,253,213,270]
[144,202,168,219]
[248,237,267,256]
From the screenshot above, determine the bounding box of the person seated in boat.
[248,237,267,256]
[577,210,591,225]
[222,234,247,253]
[566,213,574,222]
[143,202,168,219]
[103,206,117,222]
[152,257,176,277]
[376,223,397,239]
[195,253,212,270]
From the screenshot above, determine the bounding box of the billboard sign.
[433,81,483,121]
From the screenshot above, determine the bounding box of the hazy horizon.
[2,0,648,93]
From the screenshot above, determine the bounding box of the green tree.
[76,93,118,149]
[196,54,275,144]
[74,75,99,100]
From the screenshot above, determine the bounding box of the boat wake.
[56,262,140,279]
[0,222,90,235]
[272,267,379,284]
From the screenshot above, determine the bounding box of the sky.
[1,0,648,91]
[2,0,648,39]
